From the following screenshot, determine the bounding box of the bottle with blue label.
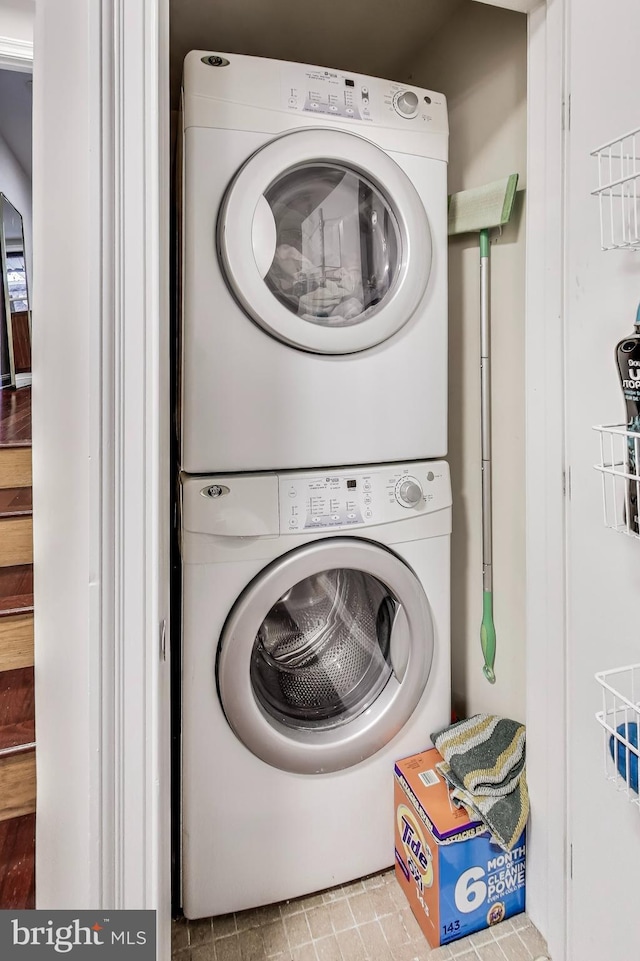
[615,302,640,534]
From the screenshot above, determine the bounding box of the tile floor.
[171,869,550,961]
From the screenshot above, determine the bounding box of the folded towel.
[430,714,529,852]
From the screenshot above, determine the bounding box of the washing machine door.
[218,128,432,354]
[217,538,434,774]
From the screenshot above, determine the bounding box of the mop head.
[448,174,519,236]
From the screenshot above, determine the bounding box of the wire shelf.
[593,424,640,537]
[595,664,640,809]
[591,127,640,250]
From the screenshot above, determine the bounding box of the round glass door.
[219,128,432,355]
[251,568,396,730]
[262,163,401,329]
[217,538,434,774]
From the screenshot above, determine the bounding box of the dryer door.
[217,538,434,774]
[218,128,432,354]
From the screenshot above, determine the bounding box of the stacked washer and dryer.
[178,51,452,920]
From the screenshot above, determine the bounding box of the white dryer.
[180,52,448,473]
[180,460,451,919]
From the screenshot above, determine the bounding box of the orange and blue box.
[394,748,526,948]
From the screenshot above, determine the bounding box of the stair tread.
[0,597,34,618]
[0,722,35,754]
[0,663,35,753]
[0,387,31,448]
[0,488,32,518]
[0,566,33,617]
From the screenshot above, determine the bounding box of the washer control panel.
[282,64,443,129]
[278,461,450,533]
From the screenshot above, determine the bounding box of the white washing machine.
[180,460,451,919]
[180,52,448,473]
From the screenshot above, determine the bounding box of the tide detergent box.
[394,748,526,947]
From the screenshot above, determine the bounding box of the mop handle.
[479,229,496,684]
[480,233,492,593]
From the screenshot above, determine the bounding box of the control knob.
[393,90,419,118]
[396,478,423,508]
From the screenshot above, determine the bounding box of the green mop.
[448,175,519,684]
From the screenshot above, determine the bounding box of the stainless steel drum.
[250,568,396,729]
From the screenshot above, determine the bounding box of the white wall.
[405,3,527,721]
[564,0,640,957]
[0,0,33,285]
[0,126,31,295]
[0,0,34,44]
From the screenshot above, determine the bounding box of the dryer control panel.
[281,64,446,130]
[278,461,451,534]
[184,52,449,157]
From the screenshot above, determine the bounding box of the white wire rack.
[595,665,640,808]
[591,127,640,250]
[593,424,640,537]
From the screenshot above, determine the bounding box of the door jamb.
[33,0,171,956]
[524,2,569,960]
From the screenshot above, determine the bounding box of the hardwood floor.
[0,814,35,909]
[0,387,31,447]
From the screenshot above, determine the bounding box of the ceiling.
[169,0,464,108]
[0,68,32,179]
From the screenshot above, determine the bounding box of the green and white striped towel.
[430,714,529,852]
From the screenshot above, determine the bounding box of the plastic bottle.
[615,302,640,534]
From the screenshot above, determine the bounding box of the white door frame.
[33,0,171,955]
[32,3,567,961]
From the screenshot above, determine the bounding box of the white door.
[564,3,640,960]
[217,538,434,773]
[219,128,432,354]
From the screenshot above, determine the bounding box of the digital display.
[345,78,355,88]
[347,479,357,489]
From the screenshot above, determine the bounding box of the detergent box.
[394,748,526,947]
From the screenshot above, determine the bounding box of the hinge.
[569,842,573,879]
[563,468,572,499]
[562,94,571,131]
[160,619,167,662]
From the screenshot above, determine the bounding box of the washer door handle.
[389,604,411,683]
